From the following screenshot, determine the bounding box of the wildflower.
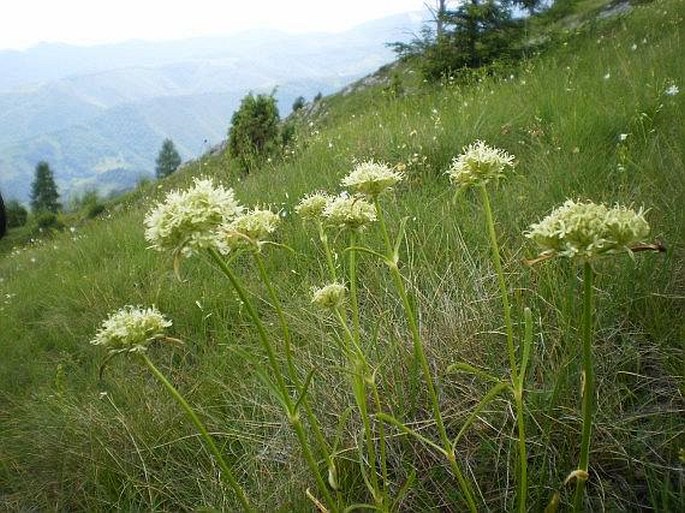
[618,133,629,142]
[341,160,404,197]
[323,193,376,230]
[144,178,243,257]
[295,192,333,220]
[525,199,650,260]
[446,140,515,190]
[91,305,172,353]
[312,282,347,310]
[222,208,280,250]
[664,84,679,96]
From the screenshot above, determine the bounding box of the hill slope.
[0,1,683,511]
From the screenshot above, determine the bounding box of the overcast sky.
[0,0,428,50]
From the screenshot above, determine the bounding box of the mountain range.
[0,12,424,203]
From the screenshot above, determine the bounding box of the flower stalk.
[140,353,255,513]
[573,261,595,512]
[479,184,528,513]
[207,247,338,511]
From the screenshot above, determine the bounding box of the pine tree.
[155,138,182,179]
[30,161,61,214]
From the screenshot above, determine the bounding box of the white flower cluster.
[322,194,376,231]
[222,208,280,250]
[144,178,243,257]
[311,282,347,310]
[446,140,515,190]
[295,192,333,220]
[91,305,172,352]
[341,160,404,197]
[525,200,650,260]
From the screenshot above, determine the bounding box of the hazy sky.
[0,0,427,50]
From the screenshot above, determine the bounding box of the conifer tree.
[155,138,182,179]
[0,191,6,238]
[30,161,61,214]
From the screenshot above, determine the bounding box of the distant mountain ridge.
[0,12,424,203]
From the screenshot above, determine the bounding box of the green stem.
[253,253,297,383]
[207,248,338,511]
[140,354,255,513]
[334,308,384,509]
[479,185,518,376]
[253,252,333,465]
[374,201,477,513]
[573,262,595,512]
[348,231,360,342]
[318,221,338,281]
[479,184,527,513]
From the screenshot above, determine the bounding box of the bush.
[33,211,64,232]
[6,200,28,228]
[228,92,281,173]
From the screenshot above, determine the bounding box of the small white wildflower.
[144,177,243,257]
[311,282,347,310]
[91,305,172,353]
[323,194,376,231]
[446,140,515,190]
[664,84,679,96]
[631,43,638,51]
[525,200,650,260]
[222,208,280,250]
[341,160,404,197]
[604,73,611,80]
[618,133,629,142]
[295,192,333,220]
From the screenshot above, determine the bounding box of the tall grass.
[1,0,683,510]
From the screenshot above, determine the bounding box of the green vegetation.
[4,200,28,229]
[155,138,182,179]
[30,161,61,214]
[228,91,282,173]
[1,0,683,511]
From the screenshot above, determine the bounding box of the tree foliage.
[5,199,29,229]
[228,92,281,172]
[391,0,544,82]
[30,161,61,214]
[0,191,6,238]
[155,138,182,179]
[292,96,306,112]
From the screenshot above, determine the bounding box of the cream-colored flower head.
[446,140,515,190]
[312,282,347,310]
[144,178,243,257]
[323,193,376,231]
[223,207,280,250]
[295,191,333,220]
[91,305,172,353]
[341,160,404,197]
[525,199,650,260]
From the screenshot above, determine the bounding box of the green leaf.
[451,381,509,450]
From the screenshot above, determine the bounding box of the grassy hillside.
[1,0,683,511]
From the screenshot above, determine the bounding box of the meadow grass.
[1,0,683,510]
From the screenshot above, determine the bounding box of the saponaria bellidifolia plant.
[525,199,659,512]
[90,145,663,512]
